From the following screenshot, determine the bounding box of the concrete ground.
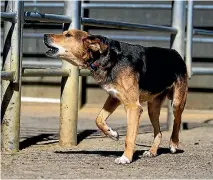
[1,103,213,179]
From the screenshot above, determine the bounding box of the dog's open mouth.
[44,39,59,57]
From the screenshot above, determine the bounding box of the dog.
[44,29,188,164]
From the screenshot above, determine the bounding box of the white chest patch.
[102,85,119,97]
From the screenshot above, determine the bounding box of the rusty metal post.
[59,0,81,147]
[1,0,24,153]
[168,0,186,131]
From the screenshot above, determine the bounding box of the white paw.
[142,150,156,157]
[170,144,177,153]
[107,128,119,141]
[114,155,131,164]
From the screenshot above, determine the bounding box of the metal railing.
[185,1,213,78]
[1,0,213,153]
[1,2,213,10]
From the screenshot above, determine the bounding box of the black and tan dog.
[44,29,188,164]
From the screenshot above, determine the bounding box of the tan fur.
[96,95,120,136]
[170,75,188,148]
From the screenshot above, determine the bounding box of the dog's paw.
[107,128,119,141]
[142,150,157,157]
[115,155,131,165]
[170,144,178,154]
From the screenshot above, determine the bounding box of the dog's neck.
[86,57,100,72]
[86,49,114,84]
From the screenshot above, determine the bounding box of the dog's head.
[44,29,108,68]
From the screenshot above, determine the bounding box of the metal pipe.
[22,68,69,77]
[192,67,213,75]
[186,0,193,78]
[21,97,60,103]
[22,60,62,69]
[0,12,16,22]
[82,18,177,34]
[1,2,213,10]
[1,71,15,80]
[79,69,91,76]
[1,0,24,153]
[60,0,81,147]
[19,2,64,8]
[193,29,213,36]
[13,0,24,84]
[168,1,186,131]
[24,11,71,23]
[82,3,213,10]
[3,33,213,43]
[82,3,172,9]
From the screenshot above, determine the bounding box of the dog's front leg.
[115,102,142,164]
[96,95,120,140]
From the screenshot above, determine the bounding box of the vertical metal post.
[1,0,24,153]
[78,1,85,109]
[168,0,186,131]
[60,0,81,147]
[186,0,193,78]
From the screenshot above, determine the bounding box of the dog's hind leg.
[169,76,188,153]
[96,95,121,141]
[143,91,167,157]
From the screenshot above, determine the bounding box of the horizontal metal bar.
[2,33,212,43]
[1,71,15,80]
[0,12,16,23]
[82,18,177,34]
[21,97,60,103]
[192,67,213,75]
[82,3,213,10]
[22,68,69,77]
[193,29,213,37]
[79,69,91,76]
[22,3,64,8]
[193,37,213,43]
[1,3,213,10]
[22,60,62,69]
[24,11,71,23]
[104,35,213,43]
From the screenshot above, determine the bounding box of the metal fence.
[1,0,213,153]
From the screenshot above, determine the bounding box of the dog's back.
[102,38,187,94]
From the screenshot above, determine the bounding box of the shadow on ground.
[20,130,98,150]
[54,147,184,161]
[19,121,203,150]
[20,133,56,150]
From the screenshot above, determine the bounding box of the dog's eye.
[65,33,72,38]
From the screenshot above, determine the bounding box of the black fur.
[90,35,187,94]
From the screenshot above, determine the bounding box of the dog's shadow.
[157,147,184,155]
[54,147,184,162]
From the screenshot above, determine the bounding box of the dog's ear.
[83,36,108,53]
